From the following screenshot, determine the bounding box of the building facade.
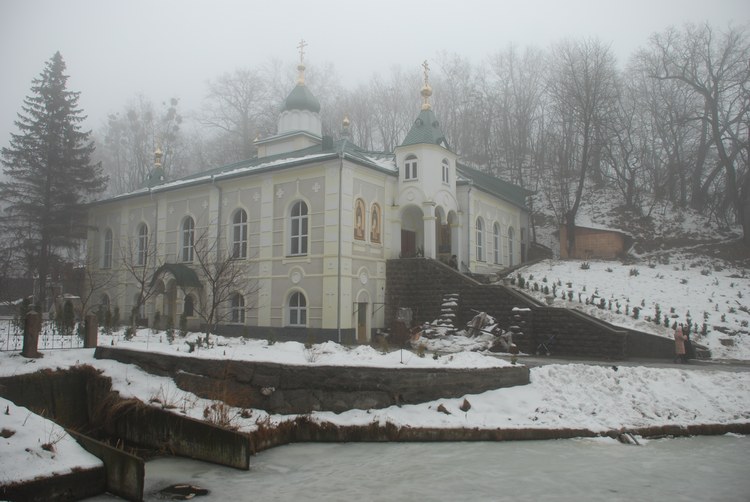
[86,56,531,343]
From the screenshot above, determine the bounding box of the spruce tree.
[0,52,107,309]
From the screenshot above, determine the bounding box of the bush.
[629,268,639,277]
[580,261,590,270]
[124,326,136,341]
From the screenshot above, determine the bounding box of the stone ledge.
[95,346,530,414]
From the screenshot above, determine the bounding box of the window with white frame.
[404,155,418,180]
[442,158,449,183]
[230,293,245,323]
[288,291,307,326]
[136,223,148,266]
[493,223,501,265]
[290,201,308,256]
[181,217,194,262]
[232,209,248,259]
[508,226,515,267]
[476,218,484,262]
[102,228,113,269]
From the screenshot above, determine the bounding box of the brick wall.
[559,226,626,259]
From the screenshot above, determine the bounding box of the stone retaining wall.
[94,346,530,414]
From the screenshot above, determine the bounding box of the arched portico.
[435,207,459,264]
[399,205,424,257]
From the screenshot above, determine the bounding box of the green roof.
[150,263,203,289]
[283,84,321,113]
[456,163,533,209]
[400,108,449,148]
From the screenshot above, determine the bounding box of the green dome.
[400,108,448,148]
[283,84,321,113]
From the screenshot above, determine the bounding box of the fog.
[1,0,747,146]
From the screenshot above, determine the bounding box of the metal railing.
[0,318,85,352]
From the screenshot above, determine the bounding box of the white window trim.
[181,217,194,263]
[232,209,248,259]
[289,201,309,256]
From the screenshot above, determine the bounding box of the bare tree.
[200,68,267,163]
[489,44,546,186]
[186,229,257,345]
[546,38,620,255]
[642,23,750,239]
[119,229,163,329]
[99,95,184,195]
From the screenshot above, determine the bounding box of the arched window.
[181,217,194,262]
[476,218,484,262]
[508,226,515,267]
[288,291,307,326]
[442,158,450,184]
[354,198,366,241]
[290,201,308,256]
[136,223,148,266]
[404,155,418,180]
[370,203,381,243]
[493,223,501,265]
[230,293,245,324]
[232,209,248,259]
[183,294,195,317]
[102,228,113,269]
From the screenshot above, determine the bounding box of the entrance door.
[401,230,416,257]
[357,302,368,343]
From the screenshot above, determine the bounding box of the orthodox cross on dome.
[297,39,308,85]
[297,39,307,62]
[421,59,433,110]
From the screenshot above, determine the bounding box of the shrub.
[629,268,639,276]
[580,261,590,270]
[124,326,135,341]
[165,316,175,344]
[632,306,640,319]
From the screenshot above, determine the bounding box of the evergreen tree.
[0,52,107,309]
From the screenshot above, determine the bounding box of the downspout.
[336,147,344,344]
[212,175,223,335]
[466,184,472,272]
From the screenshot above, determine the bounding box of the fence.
[0,317,85,352]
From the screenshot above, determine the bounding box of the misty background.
[1,0,748,221]
[2,0,746,145]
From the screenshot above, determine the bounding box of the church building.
[86,47,531,343]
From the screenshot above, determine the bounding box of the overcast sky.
[1,0,748,148]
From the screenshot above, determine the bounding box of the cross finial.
[420,60,433,110]
[422,60,430,85]
[297,39,308,63]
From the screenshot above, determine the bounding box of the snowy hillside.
[523,188,749,360]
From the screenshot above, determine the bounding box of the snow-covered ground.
[1,328,748,485]
[0,397,102,485]
[511,258,750,360]
[527,185,750,360]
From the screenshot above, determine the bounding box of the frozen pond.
[95,434,749,501]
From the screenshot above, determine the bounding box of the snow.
[0,397,102,485]
[0,328,748,486]
[511,258,750,360]
[525,184,749,360]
